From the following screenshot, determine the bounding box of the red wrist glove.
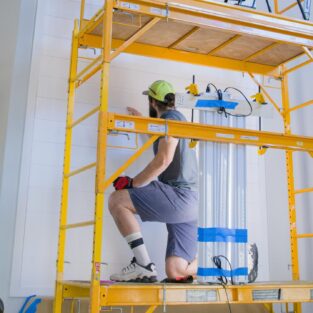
[113,176,133,190]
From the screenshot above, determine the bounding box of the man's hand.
[113,176,133,190]
[127,107,142,116]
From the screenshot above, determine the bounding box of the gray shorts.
[128,181,198,262]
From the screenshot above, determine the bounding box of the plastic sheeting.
[197,111,248,283]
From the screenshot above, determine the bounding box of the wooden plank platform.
[108,13,303,66]
[78,0,313,75]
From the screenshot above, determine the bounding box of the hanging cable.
[212,255,235,285]
[296,0,310,20]
[222,87,253,117]
[205,83,253,117]
[212,255,234,313]
[264,0,272,12]
[221,284,232,313]
[206,83,219,94]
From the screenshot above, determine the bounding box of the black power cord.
[221,87,253,117]
[296,0,309,20]
[212,255,235,285]
[212,255,234,313]
[206,83,219,94]
[205,83,253,118]
[221,283,232,313]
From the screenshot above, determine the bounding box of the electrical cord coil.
[205,83,253,117]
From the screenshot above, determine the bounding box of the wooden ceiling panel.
[137,20,195,47]
[89,12,305,68]
[175,28,235,54]
[92,12,152,40]
[212,36,274,60]
[249,44,304,66]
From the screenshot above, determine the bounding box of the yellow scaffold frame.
[53,1,313,312]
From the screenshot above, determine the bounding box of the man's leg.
[165,256,197,279]
[165,221,198,280]
[109,190,152,267]
[108,189,139,236]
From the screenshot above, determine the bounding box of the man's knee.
[166,267,179,279]
[166,264,183,279]
[108,191,122,215]
[165,256,188,279]
[108,190,135,216]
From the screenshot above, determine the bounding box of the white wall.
[0,0,38,311]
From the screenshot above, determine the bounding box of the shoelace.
[122,262,136,273]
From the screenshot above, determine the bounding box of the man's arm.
[132,136,179,188]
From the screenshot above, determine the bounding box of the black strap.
[129,238,144,249]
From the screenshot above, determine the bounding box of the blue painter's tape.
[195,100,238,109]
[198,227,247,243]
[197,267,248,277]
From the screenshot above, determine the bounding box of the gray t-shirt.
[153,109,199,191]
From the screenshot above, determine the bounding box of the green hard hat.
[143,80,175,102]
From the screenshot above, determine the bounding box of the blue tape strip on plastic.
[198,227,248,243]
[195,100,238,109]
[197,267,248,277]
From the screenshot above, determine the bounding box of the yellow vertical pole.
[89,0,113,312]
[145,306,158,313]
[80,0,86,27]
[53,20,79,313]
[273,0,279,13]
[281,67,301,313]
[264,303,274,313]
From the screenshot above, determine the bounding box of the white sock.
[125,232,151,266]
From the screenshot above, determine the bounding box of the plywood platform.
[78,0,313,75]
[107,12,303,66]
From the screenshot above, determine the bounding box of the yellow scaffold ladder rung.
[76,64,102,87]
[60,220,94,230]
[66,162,96,178]
[70,106,100,128]
[296,233,313,239]
[294,187,313,194]
[75,55,102,82]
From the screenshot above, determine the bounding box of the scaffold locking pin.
[165,119,169,141]
[165,3,169,22]
[163,283,167,313]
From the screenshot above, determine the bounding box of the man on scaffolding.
[108,80,199,282]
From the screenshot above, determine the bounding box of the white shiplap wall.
[10,0,269,296]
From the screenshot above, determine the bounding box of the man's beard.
[149,104,157,118]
